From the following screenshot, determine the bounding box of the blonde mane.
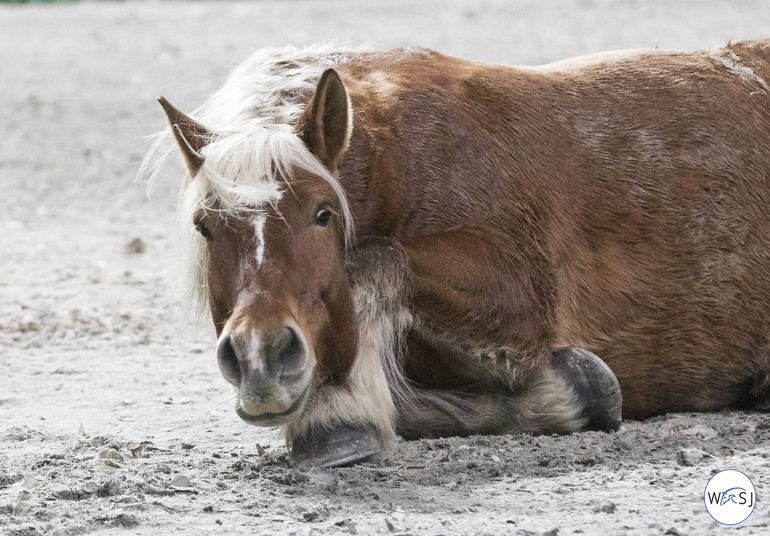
[137,44,367,325]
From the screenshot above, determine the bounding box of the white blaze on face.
[254,213,267,268]
[247,329,263,372]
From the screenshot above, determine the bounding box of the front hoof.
[290,423,381,468]
[552,347,622,432]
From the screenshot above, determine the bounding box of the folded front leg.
[285,238,413,467]
[396,367,585,439]
[397,348,622,440]
[403,227,558,381]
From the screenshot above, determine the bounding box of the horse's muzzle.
[216,319,313,426]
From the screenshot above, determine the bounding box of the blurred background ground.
[1,1,770,535]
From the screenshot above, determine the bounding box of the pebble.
[126,237,146,254]
[82,481,100,494]
[99,480,123,497]
[682,425,717,440]
[13,501,31,516]
[169,474,193,491]
[99,448,125,462]
[676,448,712,466]
[336,520,357,534]
[594,502,617,514]
[116,495,144,508]
[21,477,41,490]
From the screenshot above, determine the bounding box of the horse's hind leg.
[396,347,622,440]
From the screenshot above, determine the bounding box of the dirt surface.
[2,1,770,535]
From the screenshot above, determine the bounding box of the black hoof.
[552,347,622,432]
[290,423,381,468]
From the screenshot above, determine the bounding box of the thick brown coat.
[333,41,770,418]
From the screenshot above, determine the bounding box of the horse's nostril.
[267,325,307,377]
[217,334,241,387]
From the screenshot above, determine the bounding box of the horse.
[141,40,770,467]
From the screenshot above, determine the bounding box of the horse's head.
[160,69,357,427]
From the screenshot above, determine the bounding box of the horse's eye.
[314,207,332,227]
[196,222,213,241]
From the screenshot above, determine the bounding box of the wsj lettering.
[706,487,755,508]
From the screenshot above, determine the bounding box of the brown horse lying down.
[142,40,770,466]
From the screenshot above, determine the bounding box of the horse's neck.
[335,54,536,242]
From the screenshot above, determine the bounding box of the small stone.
[13,502,31,516]
[385,518,396,532]
[97,480,123,497]
[99,448,124,462]
[682,425,717,440]
[255,443,266,456]
[112,513,140,527]
[344,520,357,534]
[491,454,501,463]
[593,503,617,514]
[21,476,41,490]
[116,495,142,504]
[82,481,99,494]
[169,474,193,491]
[103,460,121,469]
[126,237,146,254]
[676,448,712,466]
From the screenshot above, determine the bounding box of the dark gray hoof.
[290,423,380,468]
[552,347,622,432]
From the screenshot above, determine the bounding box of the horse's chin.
[235,387,310,427]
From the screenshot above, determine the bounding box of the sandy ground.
[2,1,770,534]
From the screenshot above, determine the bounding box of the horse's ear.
[294,69,352,166]
[157,96,211,176]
